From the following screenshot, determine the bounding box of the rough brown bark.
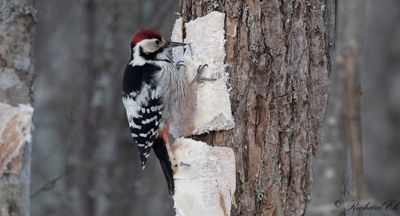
[181,0,335,215]
[0,0,36,215]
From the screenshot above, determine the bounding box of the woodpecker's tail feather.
[137,142,152,169]
[153,138,175,195]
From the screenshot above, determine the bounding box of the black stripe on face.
[139,46,165,60]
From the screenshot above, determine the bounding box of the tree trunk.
[0,0,36,215]
[180,0,335,215]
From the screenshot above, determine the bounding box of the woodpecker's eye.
[155,40,160,46]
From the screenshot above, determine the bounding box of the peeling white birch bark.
[0,102,33,176]
[170,12,235,137]
[172,138,236,216]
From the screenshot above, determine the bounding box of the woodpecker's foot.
[192,64,217,84]
[175,60,186,71]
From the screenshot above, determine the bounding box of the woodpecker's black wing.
[122,63,175,195]
[122,63,163,168]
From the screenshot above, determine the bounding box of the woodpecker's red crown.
[132,29,162,45]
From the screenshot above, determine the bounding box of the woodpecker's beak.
[165,41,187,48]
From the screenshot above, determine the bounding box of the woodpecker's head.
[131,29,186,60]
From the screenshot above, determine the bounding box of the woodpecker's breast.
[155,60,195,125]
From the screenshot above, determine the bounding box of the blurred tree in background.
[0,0,35,215]
[310,0,400,215]
[32,0,177,215]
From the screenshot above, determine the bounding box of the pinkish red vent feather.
[132,29,162,45]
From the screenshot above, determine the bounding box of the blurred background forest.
[30,0,400,216]
[32,0,177,215]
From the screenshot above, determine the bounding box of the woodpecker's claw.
[175,60,186,71]
[192,64,217,84]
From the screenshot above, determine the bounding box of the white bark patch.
[172,138,236,216]
[0,102,33,176]
[171,12,235,136]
